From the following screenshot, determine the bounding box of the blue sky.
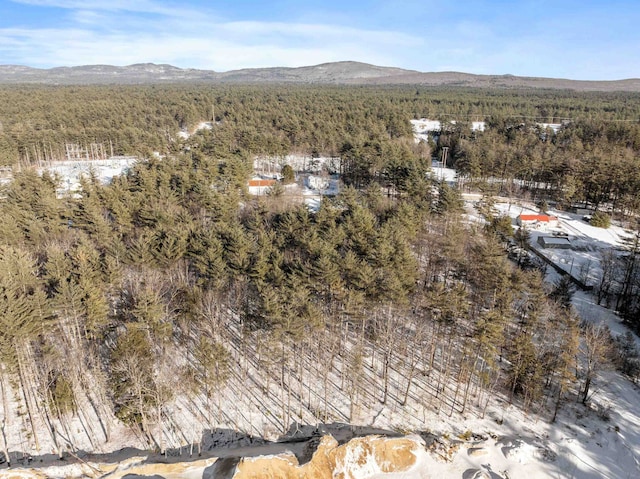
[0,0,638,80]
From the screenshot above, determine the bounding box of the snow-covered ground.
[430,165,458,184]
[301,174,341,212]
[3,126,639,477]
[36,157,137,194]
[178,121,214,139]
[9,378,640,479]
[5,270,639,479]
[411,119,562,144]
[254,155,341,175]
[410,119,486,144]
[491,200,635,290]
[539,123,563,133]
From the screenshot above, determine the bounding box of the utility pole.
[569,257,575,277]
[441,146,449,181]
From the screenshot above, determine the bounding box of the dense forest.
[0,84,638,459]
[2,84,640,160]
[2,84,640,215]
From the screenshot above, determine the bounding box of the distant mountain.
[216,61,417,83]
[1,61,639,91]
[0,63,218,84]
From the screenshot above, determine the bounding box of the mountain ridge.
[1,61,639,91]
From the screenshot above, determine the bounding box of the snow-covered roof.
[538,236,571,246]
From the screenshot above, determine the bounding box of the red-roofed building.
[248,178,277,195]
[248,179,276,188]
[517,214,559,227]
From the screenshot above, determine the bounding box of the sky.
[0,0,638,80]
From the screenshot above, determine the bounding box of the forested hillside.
[0,84,639,459]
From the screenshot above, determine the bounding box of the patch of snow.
[430,165,458,183]
[411,118,562,144]
[36,157,137,195]
[177,121,215,140]
[539,123,562,133]
[471,121,487,132]
[254,155,341,174]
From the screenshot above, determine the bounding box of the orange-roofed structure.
[248,179,276,188]
[248,178,277,195]
[517,214,559,227]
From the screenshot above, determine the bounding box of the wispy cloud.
[0,20,417,71]
[10,0,179,15]
[1,0,425,70]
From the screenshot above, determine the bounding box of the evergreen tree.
[549,275,576,310]
[281,164,295,184]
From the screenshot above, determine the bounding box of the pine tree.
[513,225,531,266]
[0,245,53,452]
[434,181,463,215]
[281,164,295,184]
[110,326,157,442]
[549,275,575,310]
[193,336,230,427]
[552,308,579,421]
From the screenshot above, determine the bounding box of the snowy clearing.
[35,157,137,194]
[410,119,562,144]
